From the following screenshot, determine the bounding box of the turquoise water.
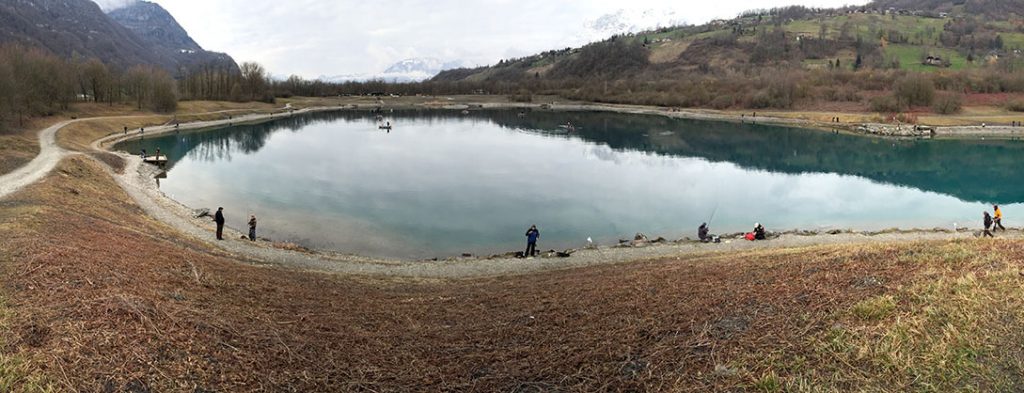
[117,110,1024,259]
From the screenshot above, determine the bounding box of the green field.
[885,44,974,72]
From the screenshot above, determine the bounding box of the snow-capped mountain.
[320,58,471,83]
[581,8,688,41]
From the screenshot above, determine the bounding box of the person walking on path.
[994,205,1006,231]
[248,215,257,242]
[214,207,226,240]
[983,211,995,238]
[525,225,540,258]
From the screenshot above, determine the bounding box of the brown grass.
[4,156,1024,391]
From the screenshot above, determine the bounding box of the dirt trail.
[6,102,1010,279]
[0,119,73,200]
[97,103,1019,278]
[0,108,306,200]
[112,147,1008,279]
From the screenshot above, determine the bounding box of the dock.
[143,155,168,165]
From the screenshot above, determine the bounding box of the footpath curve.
[4,104,1003,279]
[0,120,74,200]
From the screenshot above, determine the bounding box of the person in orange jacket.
[994,205,1006,231]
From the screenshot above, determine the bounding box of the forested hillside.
[428,0,1024,113]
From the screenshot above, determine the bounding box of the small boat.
[379,125,392,130]
[143,155,168,165]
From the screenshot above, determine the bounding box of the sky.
[94,0,870,79]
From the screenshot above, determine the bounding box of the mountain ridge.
[320,57,471,83]
[0,0,236,75]
[107,1,239,74]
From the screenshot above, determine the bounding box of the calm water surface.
[117,110,1024,258]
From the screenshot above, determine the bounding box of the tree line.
[0,43,178,129]
[0,42,285,132]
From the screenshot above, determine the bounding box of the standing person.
[214,207,226,240]
[983,212,995,238]
[123,126,128,135]
[524,225,540,258]
[248,215,257,241]
[994,205,1006,231]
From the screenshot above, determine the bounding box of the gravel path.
[104,115,1009,278]
[0,119,74,200]
[90,157,1024,280]
[5,103,1009,279]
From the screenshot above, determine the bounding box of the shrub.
[508,94,533,103]
[869,95,905,113]
[894,74,936,107]
[1006,100,1024,112]
[709,95,734,109]
[932,93,963,114]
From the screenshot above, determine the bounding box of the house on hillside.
[923,56,948,67]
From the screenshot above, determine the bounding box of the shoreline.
[84,101,1011,277]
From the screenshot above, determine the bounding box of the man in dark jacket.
[525,225,540,257]
[214,207,226,240]
[698,223,710,242]
[984,211,995,238]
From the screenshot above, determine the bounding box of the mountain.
[582,9,687,41]
[0,0,163,69]
[321,58,470,83]
[107,1,238,74]
[0,0,235,75]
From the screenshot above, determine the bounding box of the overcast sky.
[94,0,869,79]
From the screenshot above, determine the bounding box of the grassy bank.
[1,155,1023,390]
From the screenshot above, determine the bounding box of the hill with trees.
[424,0,1024,114]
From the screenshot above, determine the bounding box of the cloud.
[128,0,870,78]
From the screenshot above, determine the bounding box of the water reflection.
[115,110,1024,258]
[129,110,1024,204]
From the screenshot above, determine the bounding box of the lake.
[117,110,1024,259]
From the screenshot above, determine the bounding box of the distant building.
[923,56,947,67]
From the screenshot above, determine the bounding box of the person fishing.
[698,223,711,243]
[994,205,1006,231]
[214,207,226,240]
[983,211,995,238]
[248,215,257,242]
[525,225,540,258]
